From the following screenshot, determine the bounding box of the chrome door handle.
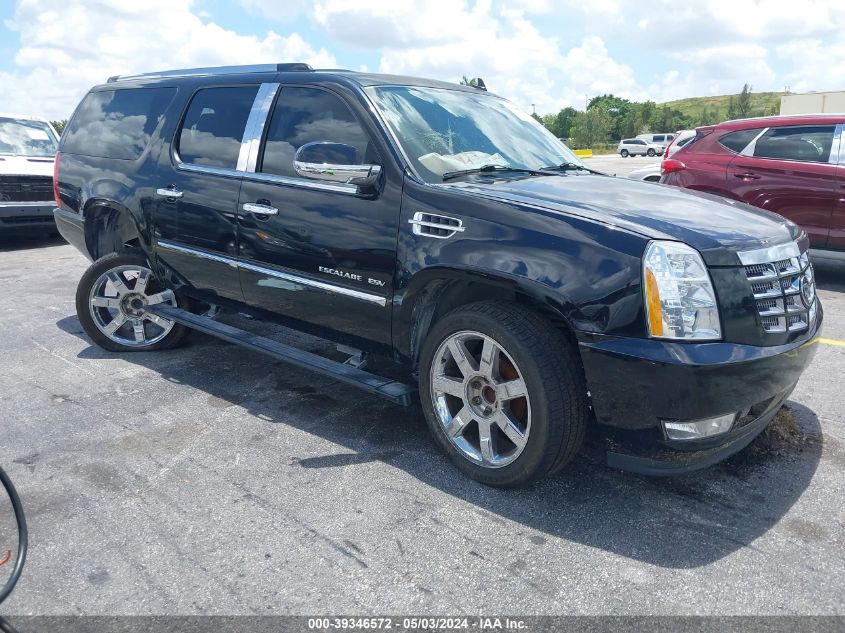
[242,202,279,216]
[734,173,761,180]
[156,187,184,199]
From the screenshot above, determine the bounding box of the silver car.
[617,138,662,157]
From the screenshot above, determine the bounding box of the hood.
[0,155,55,177]
[446,173,801,266]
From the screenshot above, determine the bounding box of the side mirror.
[293,142,382,189]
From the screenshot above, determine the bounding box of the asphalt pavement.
[0,234,843,616]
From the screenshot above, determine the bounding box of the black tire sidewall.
[620,150,628,157]
[419,306,566,487]
[75,251,188,352]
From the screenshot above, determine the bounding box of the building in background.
[780,91,845,114]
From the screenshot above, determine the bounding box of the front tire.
[75,250,190,352]
[418,302,588,487]
[647,148,656,157]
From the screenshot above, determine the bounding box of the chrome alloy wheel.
[430,331,531,468]
[87,264,177,347]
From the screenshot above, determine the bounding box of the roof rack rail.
[107,63,314,83]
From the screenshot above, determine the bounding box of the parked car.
[54,63,820,486]
[626,130,697,183]
[0,114,60,236]
[663,129,696,157]
[637,132,675,150]
[661,114,844,260]
[617,138,663,157]
[626,165,662,182]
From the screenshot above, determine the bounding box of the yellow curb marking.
[818,337,845,348]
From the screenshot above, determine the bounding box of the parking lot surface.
[583,153,659,178]
[1,235,844,616]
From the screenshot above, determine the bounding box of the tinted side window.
[261,87,371,178]
[752,125,836,163]
[719,128,763,153]
[177,85,259,169]
[62,87,176,160]
[654,135,665,142]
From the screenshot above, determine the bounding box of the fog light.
[662,413,736,440]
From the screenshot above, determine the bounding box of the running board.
[146,304,416,407]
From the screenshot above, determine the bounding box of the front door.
[727,124,837,249]
[236,85,399,346]
[154,84,259,302]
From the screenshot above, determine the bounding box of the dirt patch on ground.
[723,405,822,472]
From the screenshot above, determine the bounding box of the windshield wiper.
[539,162,607,176]
[442,164,550,181]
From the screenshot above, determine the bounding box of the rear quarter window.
[62,87,176,160]
[718,128,763,154]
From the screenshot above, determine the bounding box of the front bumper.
[577,310,822,475]
[0,201,55,232]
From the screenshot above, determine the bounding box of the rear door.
[727,124,837,248]
[154,84,259,301]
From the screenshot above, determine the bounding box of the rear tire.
[620,149,629,157]
[418,302,588,487]
[75,250,190,352]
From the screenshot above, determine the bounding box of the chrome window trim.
[156,240,387,306]
[832,123,843,165]
[737,241,801,266]
[174,161,243,179]
[242,171,357,194]
[239,82,280,172]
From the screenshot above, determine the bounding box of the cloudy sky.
[1,0,844,120]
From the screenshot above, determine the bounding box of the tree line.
[534,84,779,148]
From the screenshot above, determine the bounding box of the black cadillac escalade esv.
[53,63,822,487]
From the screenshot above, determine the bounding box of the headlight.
[643,240,721,340]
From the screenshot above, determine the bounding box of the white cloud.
[313,0,495,49]
[0,0,336,120]
[4,0,845,123]
[560,0,845,99]
[313,1,638,114]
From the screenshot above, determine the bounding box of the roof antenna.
[474,78,487,91]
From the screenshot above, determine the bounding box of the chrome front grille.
[741,243,816,334]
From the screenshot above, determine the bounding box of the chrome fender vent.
[408,212,465,239]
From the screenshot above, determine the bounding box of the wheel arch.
[82,199,144,260]
[395,267,579,372]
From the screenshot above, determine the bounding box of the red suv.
[661,114,843,258]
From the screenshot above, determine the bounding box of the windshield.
[366,86,584,183]
[0,117,59,157]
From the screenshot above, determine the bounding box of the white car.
[635,132,675,150]
[0,113,61,236]
[617,138,663,157]
[626,130,697,182]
